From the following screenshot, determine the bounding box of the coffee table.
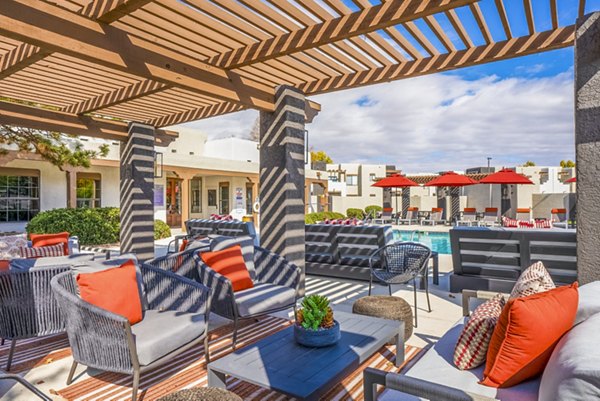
[207,311,403,400]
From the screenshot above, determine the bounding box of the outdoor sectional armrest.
[253,246,301,291]
[141,264,211,316]
[363,368,499,401]
[461,289,510,317]
[192,252,236,319]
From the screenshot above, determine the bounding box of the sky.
[179,0,598,173]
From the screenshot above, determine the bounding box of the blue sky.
[182,0,599,172]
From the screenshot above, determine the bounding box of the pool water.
[392,230,452,254]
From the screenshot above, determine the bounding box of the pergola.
[0,0,598,284]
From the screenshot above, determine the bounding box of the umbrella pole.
[489,184,493,208]
[395,189,399,220]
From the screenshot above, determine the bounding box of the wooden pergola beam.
[146,102,245,128]
[0,0,276,111]
[214,0,478,69]
[80,0,154,23]
[299,26,575,95]
[0,101,178,145]
[61,79,168,115]
[0,43,50,80]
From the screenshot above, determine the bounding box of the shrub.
[346,208,365,219]
[154,219,172,240]
[365,205,383,218]
[27,207,120,245]
[305,211,345,224]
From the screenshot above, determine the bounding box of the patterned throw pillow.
[510,261,556,300]
[20,243,65,259]
[454,294,506,370]
[0,234,28,259]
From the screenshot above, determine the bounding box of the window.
[190,177,202,213]
[0,169,40,222]
[208,189,217,207]
[346,175,358,186]
[76,173,101,208]
[219,182,230,215]
[328,174,338,182]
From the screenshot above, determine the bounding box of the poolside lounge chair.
[480,207,500,227]
[397,207,419,225]
[516,208,533,227]
[455,208,479,227]
[551,208,569,229]
[373,207,394,224]
[421,208,445,226]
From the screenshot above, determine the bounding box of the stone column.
[401,187,410,218]
[450,186,460,223]
[120,123,155,262]
[575,12,600,284]
[259,86,306,292]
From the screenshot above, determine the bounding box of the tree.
[310,150,333,164]
[248,117,260,142]
[0,125,109,170]
[560,160,576,168]
[522,161,536,167]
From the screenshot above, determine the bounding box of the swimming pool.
[392,230,452,254]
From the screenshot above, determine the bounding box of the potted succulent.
[294,294,340,347]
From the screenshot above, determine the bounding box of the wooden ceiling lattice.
[0,0,591,141]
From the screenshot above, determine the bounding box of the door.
[246,183,254,215]
[219,182,230,215]
[166,178,182,227]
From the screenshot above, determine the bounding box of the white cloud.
[178,71,574,173]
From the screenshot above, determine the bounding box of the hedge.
[27,207,172,245]
[365,205,383,218]
[346,208,365,219]
[305,211,345,224]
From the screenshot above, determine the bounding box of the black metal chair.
[368,242,432,327]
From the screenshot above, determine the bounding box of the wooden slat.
[523,0,535,35]
[445,9,473,48]
[214,0,478,68]
[147,102,245,127]
[403,21,440,56]
[424,15,456,52]
[0,0,276,111]
[295,0,336,20]
[384,27,422,60]
[80,0,154,23]
[495,0,512,39]
[299,26,575,94]
[266,0,318,26]
[208,0,287,36]
[470,3,493,44]
[0,43,50,79]
[550,0,558,30]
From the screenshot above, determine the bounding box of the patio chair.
[373,207,394,224]
[551,208,569,229]
[51,264,211,401]
[192,238,301,349]
[455,208,479,227]
[368,242,432,327]
[421,207,445,226]
[516,208,533,227]
[480,207,500,227]
[397,207,419,225]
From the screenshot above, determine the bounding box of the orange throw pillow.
[30,232,70,255]
[201,245,253,292]
[179,239,188,252]
[482,283,579,388]
[77,260,143,325]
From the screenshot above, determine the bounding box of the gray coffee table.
[207,311,403,401]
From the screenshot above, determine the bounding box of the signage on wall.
[154,184,164,207]
[235,187,244,209]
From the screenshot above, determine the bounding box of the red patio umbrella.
[565,176,577,183]
[424,172,478,222]
[372,174,418,217]
[478,168,533,213]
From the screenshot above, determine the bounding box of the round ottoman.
[352,295,413,342]
[157,388,242,401]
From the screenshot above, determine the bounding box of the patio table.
[207,311,403,401]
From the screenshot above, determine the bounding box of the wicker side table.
[352,295,414,342]
[157,388,242,401]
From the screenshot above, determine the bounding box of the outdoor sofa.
[364,281,600,400]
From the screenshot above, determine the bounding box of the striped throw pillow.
[20,243,65,259]
[454,294,506,370]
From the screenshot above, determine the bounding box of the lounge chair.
[397,207,419,225]
[551,208,569,229]
[455,208,479,226]
[421,207,445,226]
[479,207,500,227]
[373,207,394,224]
[516,208,533,228]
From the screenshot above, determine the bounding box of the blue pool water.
[392,230,452,254]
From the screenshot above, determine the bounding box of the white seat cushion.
[234,282,295,317]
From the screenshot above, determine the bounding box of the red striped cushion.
[20,243,65,259]
[502,216,518,228]
[454,294,506,370]
[535,219,552,229]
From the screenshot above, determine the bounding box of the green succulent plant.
[296,294,334,331]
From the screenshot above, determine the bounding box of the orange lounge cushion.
[77,259,143,325]
[179,239,188,252]
[201,245,253,292]
[482,283,579,388]
[0,259,10,271]
[30,232,70,255]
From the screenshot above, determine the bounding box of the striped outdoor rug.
[0,333,71,373]
[55,316,421,401]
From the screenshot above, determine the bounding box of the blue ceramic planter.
[294,320,341,347]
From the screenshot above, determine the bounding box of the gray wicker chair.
[368,242,432,327]
[51,264,211,401]
[0,265,70,370]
